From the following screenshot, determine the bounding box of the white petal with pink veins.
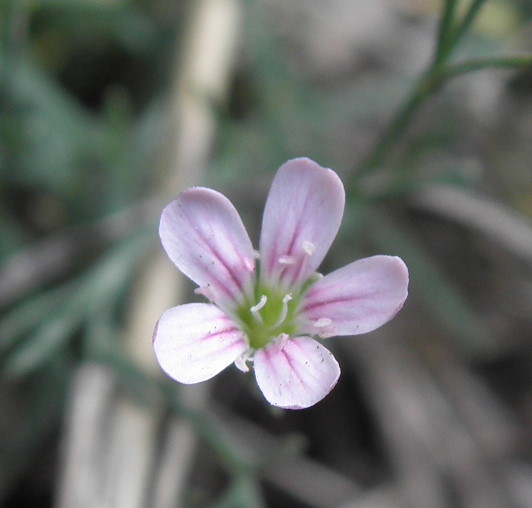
[160,188,255,308]
[153,303,247,384]
[254,337,340,409]
[259,158,345,289]
[301,255,409,338]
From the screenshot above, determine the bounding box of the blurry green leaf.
[97,87,142,212]
[0,208,31,261]
[4,288,87,376]
[32,1,160,54]
[0,282,72,354]
[5,58,97,195]
[3,231,149,377]
[131,96,166,169]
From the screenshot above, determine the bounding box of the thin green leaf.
[3,233,149,377]
[434,0,459,66]
[440,54,532,80]
[0,283,73,354]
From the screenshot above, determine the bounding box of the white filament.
[234,349,253,372]
[272,293,292,329]
[272,333,289,352]
[250,294,267,314]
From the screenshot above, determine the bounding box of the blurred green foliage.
[0,1,180,500]
[0,0,179,372]
[1,0,532,505]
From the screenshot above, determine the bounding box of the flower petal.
[160,188,255,308]
[153,303,247,384]
[254,337,340,409]
[259,158,345,289]
[300,255,409,338]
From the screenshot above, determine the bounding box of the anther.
[313,317,332,328]
[279,255,296,265]
[243,256,255,272]
[250,295,267,314]
[302,240,316,256]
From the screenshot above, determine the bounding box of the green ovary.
[236,286,301,350]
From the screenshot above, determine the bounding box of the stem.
[353,0,496,182]
[440,55,532,79]
[434,0,459,66]
[355,53,532,179]
[448,0,489,51]
[355,72,436,176]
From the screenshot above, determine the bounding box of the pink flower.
[153,158,408,409]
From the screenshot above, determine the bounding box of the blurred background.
[1,0,532,507]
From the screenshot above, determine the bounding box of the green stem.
[434,0,459,66]
[354,53,532,180]
[355,72,436,176]
[439,55,532,79]
[447,0,489,52]
[353,0,497,182]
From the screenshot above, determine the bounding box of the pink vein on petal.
[153,303,247,384]
[160,188,255,306]
[254,337,340,409]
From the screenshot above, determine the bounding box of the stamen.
[302,240,316,256]
[279,255,296,265]
[253,249,260,259]
[271,333,289,352]
[250,295,267,314]
[313,317,332,328]
[272,293,292,328]
[234,349,253,372]
[243,256,255,272]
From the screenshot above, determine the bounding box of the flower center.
[236,285,301,350]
